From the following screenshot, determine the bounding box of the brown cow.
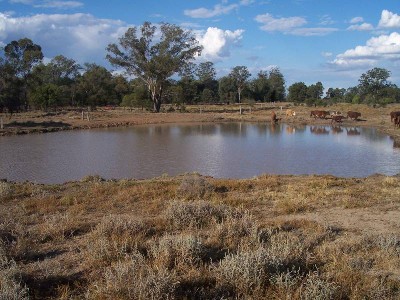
[310,110,329,119]
[331,115,346,123]
[390,111,400,122]
[271,111,280,123]
[394,116,400,128]
[347,111,361,120]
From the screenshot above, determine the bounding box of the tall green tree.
[218,76,236,103]
[251,71,270,102]
[3,38,43,109]
[76,63,117,107]
[307,82,324,100]
[229,66,251,103]
[287,82,308,103]
[267,67,285,101]
[106,22,202,112]
[358,67,392,103]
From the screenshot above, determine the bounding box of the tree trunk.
[153,96,162,112]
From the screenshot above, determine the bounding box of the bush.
[0,181,13,199]
[215,247,269,296]
[165,200,235,229]
[88,251,176,300]
[149,234,203,269]
[176,174,213,199]
[0,242,29,300]
[301,272,337,300]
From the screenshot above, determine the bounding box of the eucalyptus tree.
[2,38,43,110]
[267,67,285,101]
[106,22,202,112]
[196,61,218,102]
[229,66,251,103]
[358,67,392,103]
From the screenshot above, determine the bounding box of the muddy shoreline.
[1,103,400,146]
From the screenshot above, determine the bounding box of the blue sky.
[1,0,400,90]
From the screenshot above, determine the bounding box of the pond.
[1,123,399,183]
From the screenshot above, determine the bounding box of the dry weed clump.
[85,215,148,266]
[149,233,203,269]
[0,241,29,300]
[0,181,13,200]
[211,211,259,249]
[176,174,214,199]
[87,251,176,300]
[165,200,236,229]
[301,271,338,300]
[215,247,269,296]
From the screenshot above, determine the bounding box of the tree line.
[1,22,399,113]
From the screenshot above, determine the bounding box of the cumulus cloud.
[347,23,374,31]
[331,32,400,67]
[184,0,252,18]
[0,12,128,64]
[255,13,337,36]
[196,27,244,61]
[378,10,400,29]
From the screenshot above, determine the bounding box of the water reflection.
[346,128,361,136]
[310,126,330,135]
[1,122,399,183]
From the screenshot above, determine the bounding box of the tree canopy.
[106,22,202,112]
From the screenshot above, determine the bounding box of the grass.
[1,174,400,299]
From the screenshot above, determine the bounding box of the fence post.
[0,117,3,130]
[240,106,242,115]
[81,110,84,120]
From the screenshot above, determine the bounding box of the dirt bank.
[1,103,400,144]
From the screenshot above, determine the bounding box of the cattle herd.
[280,108,400,128]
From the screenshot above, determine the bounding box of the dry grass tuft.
[0,181,13,200]
[87,251,177,300]
[176,173,213,199]
[165,200,236,229]
[301,271,338,300]
[0,241,29,300]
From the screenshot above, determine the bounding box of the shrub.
[149,234,203,269]
[176,174,213,199]
[165,200,235,229]
[0,181,13,199]
[88,251,176,300]
[0,242,29,300]
[215,247,269,296]
[301,272,337,300]
[86,215,148,265]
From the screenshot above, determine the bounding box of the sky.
[1,0,400,90]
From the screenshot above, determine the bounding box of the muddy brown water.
[1,123,399,183]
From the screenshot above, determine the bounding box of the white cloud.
[378,10,400,29]
[255,13,337,36]
[347,23,374,31]
[34,1,84,9]
[291,27,337,36]
[9,0,83,9]
[184,0,253,19]
[319,15,334,26]
[321,52,333,57]
[350,16,364,24]
[0,12,128,64]
[196,27,244,61]
[331,32,400,67]
[255,13,306,32]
